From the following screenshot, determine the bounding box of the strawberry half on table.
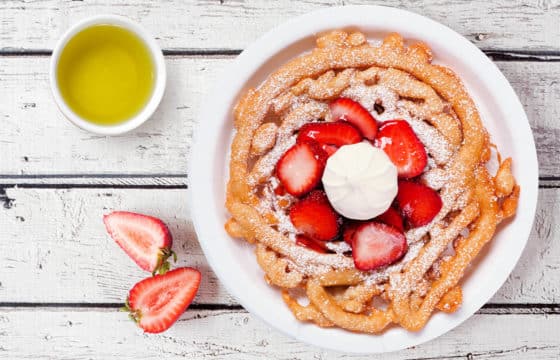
[123,267,201,334]
[103,211,176,275]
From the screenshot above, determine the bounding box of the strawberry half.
[295,234,328,253]
[396,180,443,228]
[375,207,404,232]
[104,211,176,274]
[297,121,362,147]
[321,144,339,157]
[276,140,327,197]
[375,120,427,178]
[289,190,340,241]
[351,221,408,271]
[124,267,201,334]
[329,98,378,140]
[343,221,363,244]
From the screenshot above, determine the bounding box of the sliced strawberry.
[297,121,362,147]
[104,211,176,274]
[289,190,340,241]
[396,180,443,228]
[375,120,427,178]
[375,207,404,232]
[295,234,328,253]
[342,221,362,244]
[125,267,201,334]
[329,98,378,140]
[351,221,407,271]
[274,184,286,196]
[321,144,339,157]
[276,140,327,197]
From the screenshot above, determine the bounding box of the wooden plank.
[1,57,559,177]
[1,0,560,52]
[0,175,187,188]
[0,56,226,176]
[0,308,558,359]
[0,187,558,304]
[0,187,236,305]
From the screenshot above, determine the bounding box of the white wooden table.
[1,1,559,358]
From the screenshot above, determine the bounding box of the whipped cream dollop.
[322,142,398,220]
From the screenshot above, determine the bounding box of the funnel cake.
[225,30,519,333]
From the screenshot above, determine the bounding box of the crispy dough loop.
[293,69,355,100]
[225,30,518,334]
[251,122,278,156]
[256,244,303,289]
[224,218,255,243]
[282,290,334,327]
[337,283,384,314]
[495,157,515,197]
[307,279,393,334]
[436,286,463,313]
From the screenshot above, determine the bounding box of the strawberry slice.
[124,267,201,334]
[343,221,362,244]
[104,211,176,274]
[289,190,340,241]
[274,184,286,196]
[375,120,427,178]
[276,140,327,197]
[297,121,362,147]
[295,234,328,253]
[321,144,339,157]
[351,221,408,271]
[375,207,404,232]
[329,98,378,140]
[396,180,443,228]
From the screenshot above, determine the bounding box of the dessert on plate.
[224,30,519,333]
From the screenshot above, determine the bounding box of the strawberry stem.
[120,298,131,313]
[122,298,142,324]
[152,248,177,276]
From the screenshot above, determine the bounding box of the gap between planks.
[0,176,558,188]
[0,303,558,315]
[2,49,560,62]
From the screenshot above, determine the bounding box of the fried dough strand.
[224,31,518,333]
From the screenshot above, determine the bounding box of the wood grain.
[2,0,560,52]
[1,57,559,177]
[1,2,559,357]
[0,187,557,305]
[0,56,225,176]
[0,187,236,305]
[0,308,558,359]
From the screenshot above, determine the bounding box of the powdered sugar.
[378,137,392,148]
[363,241,424,285]
[408,118,453,165]
[251,65,466,281]
[422,168,449,190]
[256,176,297,238]
[325,241,352,254]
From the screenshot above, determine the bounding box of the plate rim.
[189,5,539,354]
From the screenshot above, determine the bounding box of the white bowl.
[49,15,166,135]
[190,5,538,354]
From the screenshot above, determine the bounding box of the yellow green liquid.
[57,24,155,125]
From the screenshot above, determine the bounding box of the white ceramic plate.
[190,5,538,354]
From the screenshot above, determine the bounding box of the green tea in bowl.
[50,15,166,135]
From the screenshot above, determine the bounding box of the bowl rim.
[190,5,539,354]
[49,14,166,135]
